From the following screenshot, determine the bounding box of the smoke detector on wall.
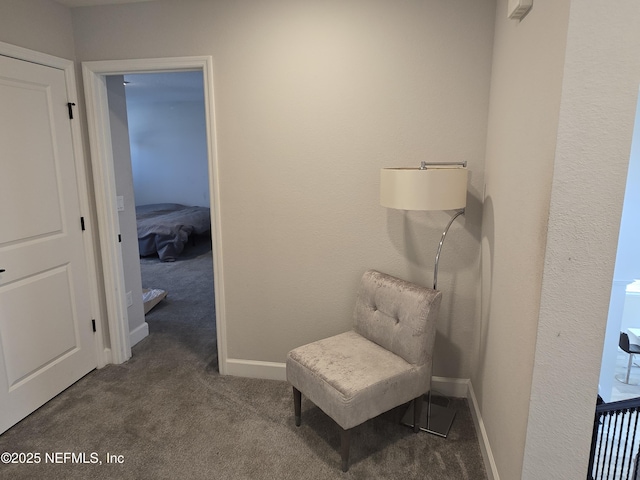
[508,0,533,20]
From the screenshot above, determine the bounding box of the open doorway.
[599,87,640,402]
[105,71,215,368]
[82,57,227,372]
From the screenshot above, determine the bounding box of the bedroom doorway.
[105,70,214,357]
[82,57,227,373]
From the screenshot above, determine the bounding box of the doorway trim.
[82,56,227,372]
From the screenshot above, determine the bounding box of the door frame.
[82,57,226,371]
[0,41,104,365]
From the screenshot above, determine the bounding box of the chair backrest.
[352,270,442,366]
[620,332,631,353]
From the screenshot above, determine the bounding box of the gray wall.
[70,0,494,378]
[477,1,571,477]
[0,0,75,59]
[523,1,640,477]
[106,75,146,342]
[476,2,640,477]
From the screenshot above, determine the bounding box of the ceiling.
[55,0,159,7]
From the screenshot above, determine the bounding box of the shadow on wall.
[477,194,495,394]
[384,209,472,284]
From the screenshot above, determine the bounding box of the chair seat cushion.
[286,331,429,430]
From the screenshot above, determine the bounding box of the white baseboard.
[129,322,149,347]
[99,347,112,368]
[467,381,500,480]
[222,362,474,396]
[225,358,287,381]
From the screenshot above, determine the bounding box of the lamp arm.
[420,161,467,170]
[433,208,465,290]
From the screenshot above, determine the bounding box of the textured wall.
[71,0,495,375]
[477,1,571,478]
[523,1,640,478]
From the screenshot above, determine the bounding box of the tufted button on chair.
[286,270,442,471]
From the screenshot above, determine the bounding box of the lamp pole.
[433,208,465,290]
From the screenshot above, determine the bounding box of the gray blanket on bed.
[136,203,211,261]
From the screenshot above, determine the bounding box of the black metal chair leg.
[413,395,423,433]
[341,428,351,472]
[293,387,301,426]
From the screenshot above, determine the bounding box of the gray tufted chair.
[286,269,442,471]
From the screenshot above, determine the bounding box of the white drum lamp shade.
[380,166,468,211]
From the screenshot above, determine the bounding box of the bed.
[136,203,211,261]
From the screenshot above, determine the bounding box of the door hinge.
[80,216,85,231]
[67,102,76,119]
[118,234,122,243]
[91,319,96,332]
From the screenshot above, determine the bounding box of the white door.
[0,54,96,433]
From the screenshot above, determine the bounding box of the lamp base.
[401,396,456,438]
[615,374,640,386]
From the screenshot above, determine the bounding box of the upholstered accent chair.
[286,270,442,471]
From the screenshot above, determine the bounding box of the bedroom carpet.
[0,240,487,480]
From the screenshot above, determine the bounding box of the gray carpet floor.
[0,238,487,479]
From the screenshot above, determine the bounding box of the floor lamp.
[380,161,468,438]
